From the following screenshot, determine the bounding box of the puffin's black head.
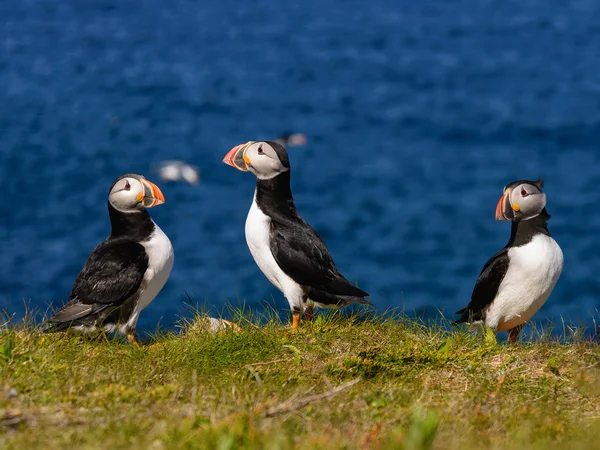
[495,179,546,222]
[108,173,166,213]
[223,141,290,180]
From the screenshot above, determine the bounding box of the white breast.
[486,234,563,331]
[120,221,174,333]
[245,193,304,311]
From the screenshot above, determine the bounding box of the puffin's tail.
[306,287,372,308]
[453,307,483,325]
[44,321,73,333]
[44,302,111,333]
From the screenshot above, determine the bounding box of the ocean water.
[1,0,599,332]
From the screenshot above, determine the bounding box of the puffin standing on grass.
[455,179,563,343]
[46,174,174,346]
[223,141,370,329]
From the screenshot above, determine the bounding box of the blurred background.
[1,0,599,334]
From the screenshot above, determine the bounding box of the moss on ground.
[1,311,599,449]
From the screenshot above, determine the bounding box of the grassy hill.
[1,311,599,449]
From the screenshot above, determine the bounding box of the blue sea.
[1,0,599,333]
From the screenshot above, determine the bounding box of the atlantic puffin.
[455,179,563,343]
[223,141,370,329]
[46,174,174,346]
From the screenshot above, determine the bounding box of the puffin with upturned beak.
[455,179,563,343]
[46,174,174,346]
[223,141,370,329]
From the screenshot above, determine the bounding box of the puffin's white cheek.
[256,161,270,173]
[111,191,139,210]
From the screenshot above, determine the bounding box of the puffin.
[455,179,563,343]
[223,141,370,329]
[46,174,174,346]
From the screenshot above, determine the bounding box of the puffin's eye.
[124,181,131,191]
[257,146,264,155]
[521,188,528,197]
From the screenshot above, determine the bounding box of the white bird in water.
[275,132,307,148]
[155,161,200,185]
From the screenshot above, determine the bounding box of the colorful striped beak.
[141,178,165,208]
[223,142,254,172]
[495,189,513,221]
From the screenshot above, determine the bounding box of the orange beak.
[223,142,253,172]
[141,179,165,208]
[495,190,512,221]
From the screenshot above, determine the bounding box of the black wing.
[270,220,369,298]
[48,239,148,326]
[455,248,510,323]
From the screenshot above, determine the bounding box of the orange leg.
[305,306,314,322]
[127,334,140,348]
[128,333,162,349]
[508,325,523,344]
[292,312,301,330]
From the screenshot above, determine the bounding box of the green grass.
[1,310,599,449]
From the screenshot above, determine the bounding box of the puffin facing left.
[455,179,563,343]
[223,141,370,330]
[46,174,174,346]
